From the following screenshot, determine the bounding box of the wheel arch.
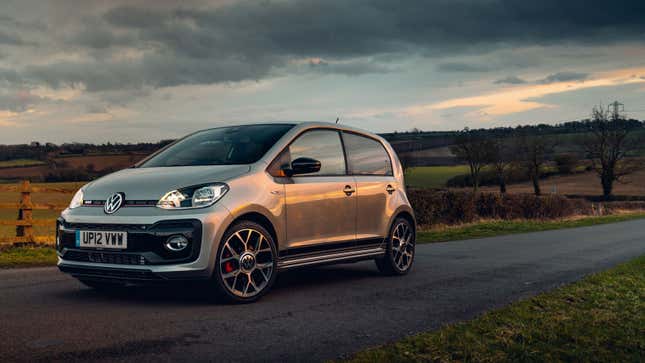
[229,211,279,249]
[390,206,417,233]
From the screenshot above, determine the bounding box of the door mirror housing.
[283,157,321,176]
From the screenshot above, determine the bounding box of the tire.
[78,279,126,291]
[210,220,278,303]
[375,217,415,276]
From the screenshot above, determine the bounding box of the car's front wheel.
[211,221,278,303]
[375,217,415,275]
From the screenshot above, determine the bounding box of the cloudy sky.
[2,0,645,144]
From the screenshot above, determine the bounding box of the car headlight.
[69,189,84,209]
[157,183,229,209]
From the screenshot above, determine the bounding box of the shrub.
[407,189,597,227]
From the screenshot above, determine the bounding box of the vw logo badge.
[104,193,125,214]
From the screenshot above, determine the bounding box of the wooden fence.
[0,180,71,246]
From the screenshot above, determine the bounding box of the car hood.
[82,165,251,200]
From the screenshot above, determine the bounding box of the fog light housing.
[164,235,189,252]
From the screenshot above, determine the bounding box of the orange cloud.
[407,67,645,119]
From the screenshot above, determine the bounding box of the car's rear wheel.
[375,217,415,275]
[211,221,278,303]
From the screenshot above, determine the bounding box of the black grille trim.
[63,250,147,265]
[58,264,163,281]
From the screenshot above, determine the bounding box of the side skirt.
[277,238,386,270]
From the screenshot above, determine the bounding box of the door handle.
[386,184,396,194]
[343,185,356,196]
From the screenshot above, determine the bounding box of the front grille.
[57,219,202,265]
[64,250,147,265]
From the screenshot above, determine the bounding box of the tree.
[450,128,492,193]
[487,138,514,194]
[515,132,555,196]
[584,104,640,199]
[554,153,578,174]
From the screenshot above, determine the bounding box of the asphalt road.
[2,219,644,363]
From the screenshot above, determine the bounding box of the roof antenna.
[335,117,340,124]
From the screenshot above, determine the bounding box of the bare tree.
[515,133,555,196]
[585,104,640,199]
[487,138,514,194]
[450,128,491,193]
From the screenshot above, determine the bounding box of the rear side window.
[342,132,393,176]
[283,129,346,176]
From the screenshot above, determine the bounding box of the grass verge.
[418,212,645,243]
[0,246,57,268]
[344,255,645,363]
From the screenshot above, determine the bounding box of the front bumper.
[56,204,232,281]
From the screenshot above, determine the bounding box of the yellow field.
[0,182,85,241]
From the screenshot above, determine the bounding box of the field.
[0,181,83,241]
[414,159,645,197]
[478,169,645,196]
[0,159,46,168]
[345,255,645,362]
[404,165,469,188]
[0,154,146,180]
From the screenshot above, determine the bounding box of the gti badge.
[104,193,125,214]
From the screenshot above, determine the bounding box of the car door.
[277,129,357,252]
[341,131,396,242]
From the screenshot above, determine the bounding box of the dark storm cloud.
[307,59,393,76]
[7,0,645,92]
[538,71,589,84]
[437,62,493,73]
[494,76,528,84]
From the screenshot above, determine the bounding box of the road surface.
[1,219,644,362]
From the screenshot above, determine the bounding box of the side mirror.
[283,157,321,176]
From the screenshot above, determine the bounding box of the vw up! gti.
[57,122,416,302]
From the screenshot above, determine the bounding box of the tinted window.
[342,132,392,175]
[139,124,294,167]
[286,130,346,176]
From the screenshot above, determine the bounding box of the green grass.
[418,213,645,243]
[0,159,45,168]
[405,165,470,188]
[0,247,57,268]
[344,255,645,363]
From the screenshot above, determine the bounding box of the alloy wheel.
[391,221,414,271]
[219,228,274,298]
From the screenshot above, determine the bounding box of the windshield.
[139,124,294,167]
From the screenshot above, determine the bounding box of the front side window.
[275,129,346,176]
[342,132,393,175]
[139,124,294,167]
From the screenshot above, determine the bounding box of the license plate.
[75,230,128,249]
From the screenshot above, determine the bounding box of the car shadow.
[53,261,382,306]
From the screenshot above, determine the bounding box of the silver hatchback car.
[57,122,416,302]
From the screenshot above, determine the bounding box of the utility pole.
[608,101,624,120]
